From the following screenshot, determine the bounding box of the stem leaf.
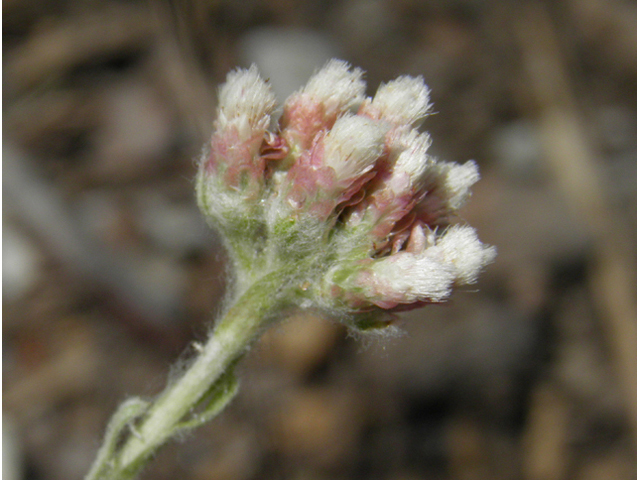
[172,369,239,435]
[85,398,149,480]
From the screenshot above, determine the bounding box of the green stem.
[85,269,290,480]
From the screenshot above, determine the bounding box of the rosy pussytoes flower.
[196,58,495,326]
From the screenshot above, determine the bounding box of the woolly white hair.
[421,159,480,216]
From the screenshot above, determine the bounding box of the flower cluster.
[197,59,495,329]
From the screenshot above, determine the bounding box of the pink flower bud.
[217,65,277,137]
[203,66,276,192]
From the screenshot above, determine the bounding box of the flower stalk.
[86,59,495,479]
[85,269,292,480]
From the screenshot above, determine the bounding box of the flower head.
[197,59,495,332]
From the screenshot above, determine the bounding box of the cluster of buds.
[197,59,495,329]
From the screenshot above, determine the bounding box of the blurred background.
[3,0,636,479]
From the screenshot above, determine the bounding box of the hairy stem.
[85,269,290,480]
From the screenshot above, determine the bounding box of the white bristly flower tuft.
[436,224,496,285]
[363,75,432,127]
[443,160,480,211]
[362,251,456,305]
[322,115,387,182]
[413,160,480,227]
[391,128,433,189]
[301,59,366,118]
[340,223,495,309]
[281,60,367,154]
[339,127,432,241]
[217,65,277,137]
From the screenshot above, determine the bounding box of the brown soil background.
[3,1,636,479]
